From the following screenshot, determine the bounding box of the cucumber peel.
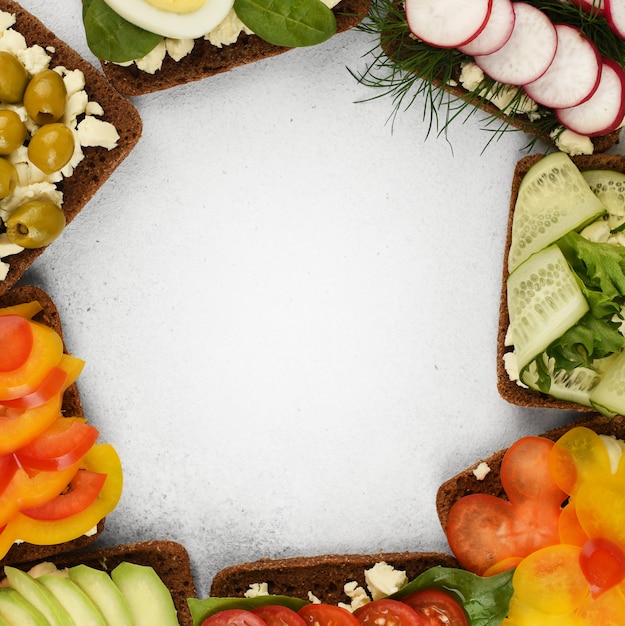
[508,152,605,272]
[507,243,589,373]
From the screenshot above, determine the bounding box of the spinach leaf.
[187,595,308,626]
[82,0,163,63]
[234,0,337,47]
[391,566,514,626]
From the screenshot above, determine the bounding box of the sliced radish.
[606,0,625,38]
[405,0,493,48]
[523,24,601,108]
[573,0,605,17]
[474,2,557,86]
[556,58,625,136]
[458,0,515,56]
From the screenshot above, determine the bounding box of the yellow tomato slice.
[505,596,582,625]
[549,427,612,496]
[575,475,625,548]
[558,500,588,547]
[513,545,590,615]
[575,584,625,625]
[0,444,122,559]
[0,320,64,401]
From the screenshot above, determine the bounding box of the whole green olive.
[0,110,27,155]
[0,157,17,199]
[0,51,29,103]
[23,69,67,125]
[5,200,66,248]
[27,123,75,174]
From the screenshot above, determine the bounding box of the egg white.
[103,0,235,39]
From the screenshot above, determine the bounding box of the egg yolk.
[143,0,206,13]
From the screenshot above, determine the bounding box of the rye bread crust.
[96,0,372,97]
[8,540,197,626]
[210,551,459,605]
[436,413,625,533]
[497,153,625,411]
[0,285,105,566]
[0,0,142,296]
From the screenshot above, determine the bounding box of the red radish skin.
[606,0,625,38]
[459,0,516,56]
[556,58,625,136]
[523,24,601,108]
[405,0,493,48]
[574,0,605,17]
[474,2,557,86]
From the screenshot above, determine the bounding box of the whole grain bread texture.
[96,0,372,97]
[379,5,621,154]
[4,540,196,626]
[0,285,105,566]
[210,551,459,605]
[436,413,625,533]
[497,153,625,411]
[0,0,142,296]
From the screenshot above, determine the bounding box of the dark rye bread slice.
[7,540,197,626]
[96,0,372,97]
[497,153,625,411]
[436,413,625,533]
[210,551,459,605]
[0,285,105,566]
[379,5,621,154]
[0,0,142,296]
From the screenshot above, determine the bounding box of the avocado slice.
[3,567,74,626]
[38,574,108,626]
[69,564,133,626]
[0,587,49,626]
[111,562,178,626]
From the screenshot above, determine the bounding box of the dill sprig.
[352,0,624,149]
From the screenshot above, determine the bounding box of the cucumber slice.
[590,348,625,416]
[507,243,589,372]
[522,354,600,406]
[508,152,605,272]
[582,169,625,233]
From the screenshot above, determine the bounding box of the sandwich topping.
[0,299,123,559]
[445,427,625,625]
[0,9,120,280]
[83,0,342,74]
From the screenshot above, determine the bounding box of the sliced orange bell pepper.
[0,300,43,320]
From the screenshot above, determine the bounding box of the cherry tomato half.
[201,609,269,626]
[354,599,425,626]
[299,604,360,626]
[252,605,308,626]
[402,589,469,626]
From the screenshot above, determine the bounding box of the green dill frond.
[352,0,625,149]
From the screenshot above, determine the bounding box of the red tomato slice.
[201,609,270,626]
[299,604,360,626]
[579,538,625,598]
[15,417,99,471]
[0,315,33,372]
[21,469,106,521]
[0,454,18,495]
[252,605,308,626]
[0,366,67,409]
[354,600,425,626]
[402,589,468,626]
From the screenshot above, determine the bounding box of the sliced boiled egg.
[102,0,235,39]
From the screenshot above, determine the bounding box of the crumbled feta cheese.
[599,435,625,474]
[17,44,50,74]
[364,562,408,601]
[503,351,526,387]
[0,27,25,53]
[76,116,120,150]
[0,182,62,221]
[244,583,269,598]
[551,127,594,156]
[165,37,194,62]
[308,592,321,604]
[580,219,611,243]
[205,10,253,48]
[0,234,23,281]
[473,462,491,480]
[338,581,371,612]
[0,10,16,31]
[135,39,168,74]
